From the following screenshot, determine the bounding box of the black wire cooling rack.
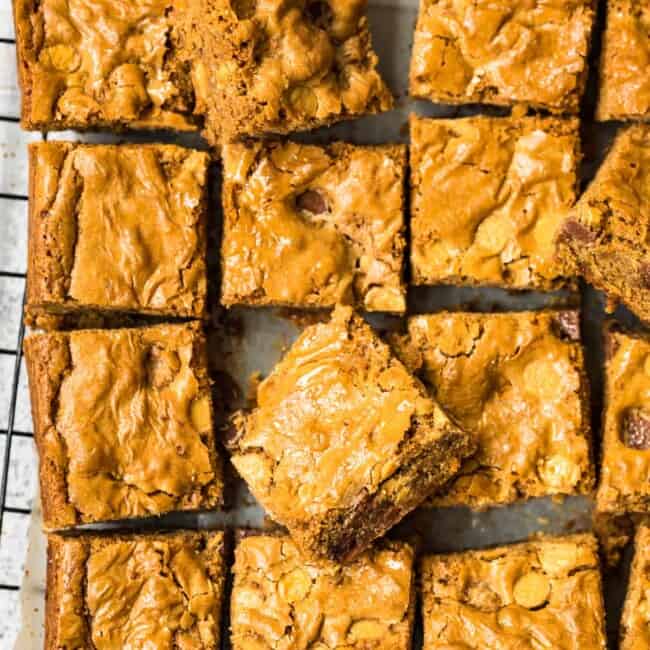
[0,20,31,598]
[0,203,28,599]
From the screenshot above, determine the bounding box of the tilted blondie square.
[13,0,197,131]
[597,0,650,121]
[221,140,406,312]
[391,311,594,508]
[26,142,209,325]
[410,114,579,289]
[620,524,650,649]
[597,328,650,515]
[557,125,650,322]
[420,534,607,649]
[409,0,596,113]
[175,0,393,144]
[226,305,475,562]
[231,533,415,649]
[24,322,223,529]
[45,531,226,650]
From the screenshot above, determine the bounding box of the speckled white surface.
[0,10,32,645]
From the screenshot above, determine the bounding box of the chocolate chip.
[554,311,580,341]
[560,219,597,244]
[621,408,650,450]
[296,189,328,215]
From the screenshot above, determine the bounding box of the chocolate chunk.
[554,311,580,341]
[621,408,650,450]
[560,219,597,244]
[296,189,328,214]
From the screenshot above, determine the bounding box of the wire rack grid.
[0,10,40,647]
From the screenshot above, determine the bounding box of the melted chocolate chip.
[554,311,580,341]
[296,189,328,215]
[560,219,597,244]
[622,408,650,450]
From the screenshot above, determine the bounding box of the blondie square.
[45,531,226,650]
[597,0,650,121]
[226,305,475,562]
[409,0,595,113]
[557,125,650,322]
[410,114,579,289]
[221,140,406,312]
[13,0,197,131]
[231,534,414,649]
[392,311,594,508]
[24,322,223,529]
[175,0,393,144]
[420,534,607,649]
[26,142,209,324]
[597,328,650,514]
[620,524,650,650]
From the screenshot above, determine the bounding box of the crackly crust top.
[221,140,406,312]
[409,0,595,112]
[175,0,393,143]
[48,531,225,649]
[392,310,593,508]
[25,323,222,528]
[14,0,197,130]
[597,329,650,513]
[231,535,414,649]
[409,114,579,290]
[597,0,650,121]
[557,125,650,322]
[28,141,209,318]
[420,534,607,650]
[227,305,469,534]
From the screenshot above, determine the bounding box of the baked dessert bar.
[230,533,415,649]
[620,523,650,649]
[596,328,650,515]
[391,311,594,508]
[226,305,475,562]
[420,534,607,649]
[26,142,209,325]
[175,0,393,144]
[45,531,226,649]
[410,114,579,289]
[597,0,650,121]
[409,0,596,113]
[557,125,650,323]
[13,0,197,131]
[24,322,223,529]
[221,140,406,312]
